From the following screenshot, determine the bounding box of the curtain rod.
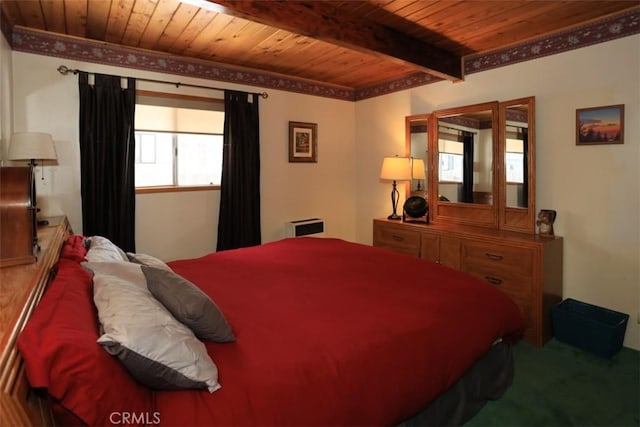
[57,65,269,99]
[438,124,477,135]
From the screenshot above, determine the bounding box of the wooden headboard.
[0,216,69,426]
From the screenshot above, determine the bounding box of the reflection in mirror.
[437,111,493,205]
[504,104,529,208]
[408,117,428,198]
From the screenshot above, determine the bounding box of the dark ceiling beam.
[207,0,463,81]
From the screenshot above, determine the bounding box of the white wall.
[355,36,640,350]
[10,53,357,261]
[0,31,12,161]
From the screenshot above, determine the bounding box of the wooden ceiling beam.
[207,0,463,81]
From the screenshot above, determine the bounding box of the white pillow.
[85,236,129,262]
[82,261,147,287]
[93,273,221,393]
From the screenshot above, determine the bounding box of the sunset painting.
[576,104,624,145]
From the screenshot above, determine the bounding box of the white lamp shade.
[411,158,426,180]
[8,132,57,161]
[380,156,411,180]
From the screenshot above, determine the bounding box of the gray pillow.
[93,273,221,392]
[141,266,236,343]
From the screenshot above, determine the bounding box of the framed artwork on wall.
[576,104,624,145]
[289,121,318,162]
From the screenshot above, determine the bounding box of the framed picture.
[289,121,317,162]
[576,104,624,145]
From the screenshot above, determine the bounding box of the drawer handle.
[485,276,503,285]
[485,252,504,261]
[392,235,404,242]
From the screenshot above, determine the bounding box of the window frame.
[134,90,224,194]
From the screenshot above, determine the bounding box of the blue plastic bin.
[551,298,628,359]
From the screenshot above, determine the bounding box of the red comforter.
[155,237,523,426]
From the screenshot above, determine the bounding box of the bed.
[17,234,523,426]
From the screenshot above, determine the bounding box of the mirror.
[428,101,499,228]
[436,108,495,205]
[406,97,535,233]
[499,96,536,233]
[503,102,530,208]
[405,115,429,199]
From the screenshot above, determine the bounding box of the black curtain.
[460,131,474,203]
[216,90,261,251]
[521,128,529,207]
[78,72,136,252]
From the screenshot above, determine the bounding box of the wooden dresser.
[0,216,68,426]
[0,167,37,267]
[373,218,563,347]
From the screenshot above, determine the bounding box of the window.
[505,152,524,183]
[134,131,223,187]
[135,132,170,186]
[439,153,463,182]
[438,137,464,183]
[135,92,224,191]
[505,136,524,184]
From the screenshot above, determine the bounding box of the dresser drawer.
[461,240,534,275]
[462,264,533,299]
[373,223,420,256]
[463,267,535,338]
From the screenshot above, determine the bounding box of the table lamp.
[380,156,411,220]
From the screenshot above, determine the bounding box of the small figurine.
[536,209,557,237]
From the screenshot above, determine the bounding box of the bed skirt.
[401,341,514,426]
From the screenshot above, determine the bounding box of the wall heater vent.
[285,218,325,237]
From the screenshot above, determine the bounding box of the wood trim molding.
[136,90,224,105]
[135,185,220,194]
[0,216,68,426]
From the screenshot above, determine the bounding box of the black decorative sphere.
[403,196,428,217]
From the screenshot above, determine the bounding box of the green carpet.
[465,339,640,427]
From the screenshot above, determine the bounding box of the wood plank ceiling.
[1,0,638,91]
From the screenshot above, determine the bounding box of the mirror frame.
[499,96,536,233]
[404,114,431,198]
[427,101,500,228]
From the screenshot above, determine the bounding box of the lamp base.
[387,213,402,220]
